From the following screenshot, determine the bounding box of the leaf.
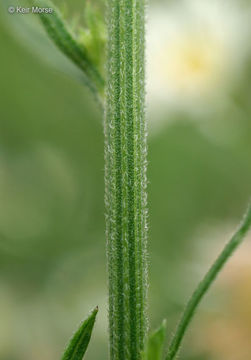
[166,202,251,360]
[0,0,92,90]
[143,320,167,360]
[62,306,98,360]
[35,0,105,101]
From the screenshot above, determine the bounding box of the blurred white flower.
[146,0,251,121]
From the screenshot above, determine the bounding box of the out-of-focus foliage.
[77,1,107,76]
[34,0,105,100]
[0,0,251,359]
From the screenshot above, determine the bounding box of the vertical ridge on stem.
[105,0,121,357]
[133,0,148,351]
[105,0,147,358]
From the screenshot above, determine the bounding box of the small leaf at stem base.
[61,306,98,360]
[142,319,167,360]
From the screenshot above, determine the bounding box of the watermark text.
[8,6,54,14]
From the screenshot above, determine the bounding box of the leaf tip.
[93,305,99,314]
[162,319,167,328]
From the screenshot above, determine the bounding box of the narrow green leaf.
[166,203,251,360]
[143,320,167,360]
[62,306,98,360]
[35,0,105,100]
[1,0,94,90]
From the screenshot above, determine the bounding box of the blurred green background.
[0,0,251,359]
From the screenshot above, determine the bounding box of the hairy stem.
[166,203,251,360]
[105,0,147,358]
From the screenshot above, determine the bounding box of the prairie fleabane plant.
[105,0,147,358]
[23,0,251,359]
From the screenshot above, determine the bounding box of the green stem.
[105,0,147,358]
[166,203,251,360]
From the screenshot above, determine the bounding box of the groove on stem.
[166,203,251,360]
[105,0,147,358]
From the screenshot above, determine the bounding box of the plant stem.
[105,0,147,358]
[166,203,251,360]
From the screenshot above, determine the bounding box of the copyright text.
[8,6,54,14]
